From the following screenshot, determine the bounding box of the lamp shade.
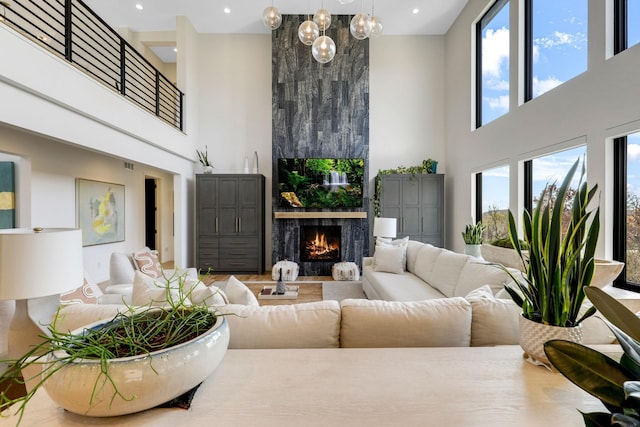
[0,228,83,300]
[373,217,397,238]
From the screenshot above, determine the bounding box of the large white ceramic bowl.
[43,314,229,417]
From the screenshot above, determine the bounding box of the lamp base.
[8,297,56,359]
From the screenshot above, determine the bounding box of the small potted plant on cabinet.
[461,221,486,258]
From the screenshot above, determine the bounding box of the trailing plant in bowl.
[545,286,640,426]
[461,221,485,245]
[0,272,228,423]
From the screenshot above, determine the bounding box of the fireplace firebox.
[300,226,341,262]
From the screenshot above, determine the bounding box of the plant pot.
[518,315,583,367]
[202,165,214,174]
[43,315,229,417]
[464,244,483,259]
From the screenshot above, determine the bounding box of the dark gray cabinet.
[379,174,444,247]
[196,174,265,273]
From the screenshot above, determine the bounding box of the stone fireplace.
[300,225,341,262]
[270,15,370,276]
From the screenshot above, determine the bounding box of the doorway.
[145,178,158,251]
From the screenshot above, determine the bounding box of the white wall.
[195,33,273,260]
[0,126,176,282]
[369,36,447,179]
[445,0,640,255]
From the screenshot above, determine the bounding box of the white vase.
[203,165,214,174]
[43,315,229,417]
[464,244,483,259]
[518,315,583,367]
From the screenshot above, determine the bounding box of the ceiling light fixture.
[369,0,383,39]
[412,8,420,15]
[135,3,143,11]
[311,31,336,64]
[224,7,231,14]
[350,0,371,41]
[313,1,331,32]
[262,1,282,30]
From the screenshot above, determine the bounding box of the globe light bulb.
[350,13,371,40]
[312,35,336,64]
[369,15,383,38]
[298,19,319,45]
[313,8,332,31]
[262,6,282,30]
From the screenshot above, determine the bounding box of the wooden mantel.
[274,212,367,219]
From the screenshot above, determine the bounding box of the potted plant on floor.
[461,221,485,258]
[0,273,229,422]
[544,286,640,426]
[498,157,600,366]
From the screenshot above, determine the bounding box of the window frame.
[475,0,510,128]
[613,136,637,291]
[614,0,627,54]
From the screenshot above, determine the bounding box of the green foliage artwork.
[278,158,364,208]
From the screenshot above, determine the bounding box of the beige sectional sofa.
[362,239,613,346]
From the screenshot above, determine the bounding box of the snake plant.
[545,286,640,426]
[461,222,486,245]
[501,157,600,327]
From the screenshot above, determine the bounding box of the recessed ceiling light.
[224,7,231,14]
[412,8,420,15]
[135,4,143,10]
[173,48,178,52]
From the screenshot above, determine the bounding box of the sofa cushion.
[373,245,405,274]
[465,285,520,346]
[405,240,427,273]
[411,244,443,282]
[363,265,446,301]
[224,276,259,306]
[455,260,513,297]
[216,301,341,349]
[109,252,136,285]
[428,250,470,297]
[339,298,472,347]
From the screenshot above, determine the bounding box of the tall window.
[475,165,510,242]
[524,146,587,214]
[476,0,510,127]
[614,132,640,290]
[615,0,640,54]
[525,0,588,100]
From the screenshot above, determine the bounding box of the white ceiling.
[83,0,469,63]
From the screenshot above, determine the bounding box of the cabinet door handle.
[238,218,242,233]
[215,217,218,233]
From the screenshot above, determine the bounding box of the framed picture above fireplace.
[277,158,364,209]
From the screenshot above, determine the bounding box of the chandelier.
[262,0,383,64]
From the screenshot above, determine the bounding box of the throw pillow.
[464,285,520,346]
[132,249,162,279]
[224,276,259,306]
[131,271,189,307]
[60,277,102,305]
[376,236,409,271]
[373,245,405,274]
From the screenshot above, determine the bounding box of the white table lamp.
[0,228,83,357]
[373,217,397,239]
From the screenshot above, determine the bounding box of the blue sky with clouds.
[479,1,640,213]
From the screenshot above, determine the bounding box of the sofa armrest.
[363,257,374,267]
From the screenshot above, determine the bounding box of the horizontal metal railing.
[0,0,183,130]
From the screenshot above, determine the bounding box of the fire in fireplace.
[300,226,341,262]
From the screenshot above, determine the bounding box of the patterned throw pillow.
[60,277,102,305]
[132,249,162,278]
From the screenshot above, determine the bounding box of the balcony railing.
[0,0,184,131]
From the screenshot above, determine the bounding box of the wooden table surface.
[0,346,607,426]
